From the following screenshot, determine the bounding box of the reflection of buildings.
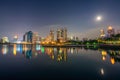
[13,44,17,56]
[101,50,107,61]
[45,47,67,61]
[57,48,67,61]
[45,48,54,60]
[17,44,22,53]
[100,68,104,75]
[101,50,120,64]
[2,45,8,55]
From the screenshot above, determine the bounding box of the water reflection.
[57,48,67,61]
[2,45,8,55]
[100,49,120,65]
[13,44,17,56]
[1,44,120,64]
[100,68,104,75]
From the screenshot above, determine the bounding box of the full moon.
[96,16,102,21]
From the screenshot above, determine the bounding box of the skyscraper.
[50,28,54,41]
[13,35,18,42]
[32,32,40,43]
[0,37,9,43]
[23,31,33,43]
[57,28,61,42]
[23,31,40,44]
[100,29,105,38]
[56,27,67,42]
[107,26,115,37]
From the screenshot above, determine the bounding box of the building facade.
[23,31,40,43]
[100,29,105,38]
[107,26,115,37]
[1,37,9,43]
[56,27,67,42]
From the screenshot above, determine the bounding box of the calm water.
[0,44,120,80]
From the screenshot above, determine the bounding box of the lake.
[0,44,120,80]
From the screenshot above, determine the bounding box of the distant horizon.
[0,25,120,42]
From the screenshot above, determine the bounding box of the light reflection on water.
[0,44,120,79]
[1,44,120,64]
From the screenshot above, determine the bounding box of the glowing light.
[14,35,18,38]
[100,68,104,75]
[41,47,45,53]
[23,45,28,51]
[16,41,21,43]
[13,44,17,56]
[102,50,107,56]
[59,48,63,53]
[2,45,8,55]
[111,57,115,64]
[17,46,20,52]
[96,16,102,21]
[102,56,106,61]
[71,48,73,54]
[36,45,41,50]
[108,26,113,30]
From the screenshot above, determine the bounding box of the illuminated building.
[76,37,79,41]
[107,26,115,37]
[57,27,67,42]
[23,31,40,43]
[32,32,40,43]
[44,28,54,43]
[23,31,33,43]
[13,35,18,42]
[70,36,79,41]
[1,37,9,43]
[100,29,105,38]
[50,28,54,41]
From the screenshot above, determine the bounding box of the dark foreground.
[0,44,120,80]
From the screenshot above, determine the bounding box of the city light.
[100,68,104,75]
[111,57,115,64]
[2,45,8,55]
[13,44,17,56]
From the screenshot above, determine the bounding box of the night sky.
[0,0,120,41]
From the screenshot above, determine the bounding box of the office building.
[107,26,115,37]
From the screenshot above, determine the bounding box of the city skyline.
[0,0,120,40]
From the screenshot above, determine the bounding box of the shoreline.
[0,43,120,47]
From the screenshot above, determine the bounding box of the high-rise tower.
[50,28,54,41]
[56,27,67,42]
[107,26,115,37]
[100,29,105,38]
